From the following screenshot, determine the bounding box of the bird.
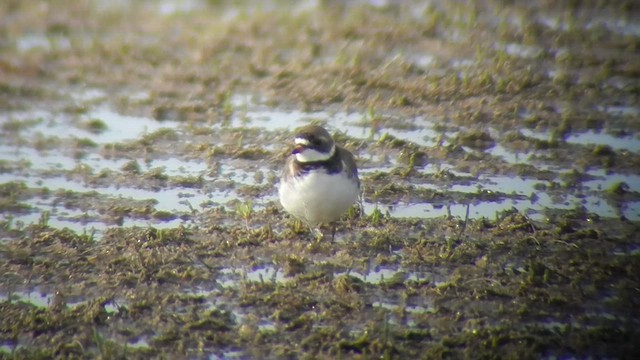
[278,125,360,238]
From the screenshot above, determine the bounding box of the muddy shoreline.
[1,0,639,358]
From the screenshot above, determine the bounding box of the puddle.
[86,108,173,143]
[226,103,442,147]
[4,97,638,238]
[0,145,130,172]
[366,190,637,221]
[217,265,291,288]
[453,176,541,195]
[0,288,119,318]
[127,338,151,348]
[585,170,640,192]
[0,95,640,240]
[245,265,289,283]
[586,17,640,37]
[500,43,543,59]
[2,206,109,237]
[0,289,55,308]
[157,0,205,15]
[372,301,435,314]
[490,144,529,164]
[210,350,246,360]
[0,172,235,237]
[15,34,72,52]
[70,88,107,102]
[0,107,171,145]
[338,266,446,286]
[405,53,436,68]
[537,15,571,32]
[0,173,235,211]
[599,105,640,117]
[520,128,640,153]
[341,267,400,285]
[145,158,209,177]
[377,126,439,147]
[368,201,519,221]
[451,58,474,68]
[565,131,640,153]
[519,128,551,141]
[372,298,437,327]
[0,1,637,357]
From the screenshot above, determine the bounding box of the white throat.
[295,144,335,163]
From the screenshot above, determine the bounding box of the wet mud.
[1,0,639,358]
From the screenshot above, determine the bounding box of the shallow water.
[2,92,639,241]
[1,0,639,358]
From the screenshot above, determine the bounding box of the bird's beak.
[292,144,306,154]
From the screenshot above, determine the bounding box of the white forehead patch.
[294,138,310,146]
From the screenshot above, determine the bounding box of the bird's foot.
[312,227,324,241]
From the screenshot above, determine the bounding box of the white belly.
[279,171,359,226]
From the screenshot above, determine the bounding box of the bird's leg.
[358,187,365,217]
[305,221,323,241]
[312,227,324,241]
[330,222,337,242]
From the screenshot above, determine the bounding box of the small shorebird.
[278,125,360,238]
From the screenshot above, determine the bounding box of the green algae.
[0,0,639,359]
[81,118,108,134]
[1,210,639,358]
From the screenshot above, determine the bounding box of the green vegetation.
[0,0,638,358]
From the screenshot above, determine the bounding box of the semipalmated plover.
[278,125,360,236]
